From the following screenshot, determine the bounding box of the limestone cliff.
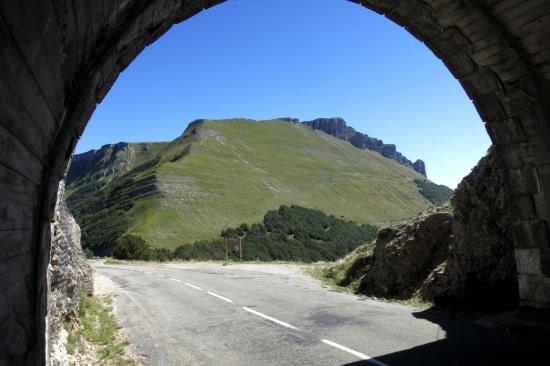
[296,117,427,176]
[67,141,167,186]
[48,180,93,365]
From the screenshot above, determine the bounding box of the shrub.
[84,248,95,259]
[112,235,151,260]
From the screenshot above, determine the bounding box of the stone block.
[0,123,44,185]
[543,249,550,277]
[427,27,472,60]
[0,165,37,206]
[522,142,550,166]
[533,193,550,220]
[537,165,550,191]
[392,0,432,20]
[512,220,550,248]
[505,166,541,195]
[521,117,550,140]
[512,196,537,220]
[1,327,29,364]
[486,118,527,145]
[353,0,400,14]
[471,93,507,123]
[0,229,33,261]
[515,248,542,275]
[0,253,32,293]
[495,143,524,168]
[518,273,550,308]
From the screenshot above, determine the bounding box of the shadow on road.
[344,307,550,366]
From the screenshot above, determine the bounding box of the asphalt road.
[94,262,550,366]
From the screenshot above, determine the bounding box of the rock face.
[67,141,167,186]
[299,117,427,176]
[352,149,518,308]
[48,180,93,365]
[420,149,518,308]
[357,209,453,299]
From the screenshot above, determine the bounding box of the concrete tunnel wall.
[0,0,549,364]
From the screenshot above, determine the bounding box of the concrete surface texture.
[0,1,550,364]
[95,262,549,366]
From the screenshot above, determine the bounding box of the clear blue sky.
[77,0,491,188]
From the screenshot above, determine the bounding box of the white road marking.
[185,282,202,291]
[207,292,233,303]
[169,278,182,283]
[242,307,298,330]
[145,271,153,275]
[321,339,388,366]
[157,274,167,278]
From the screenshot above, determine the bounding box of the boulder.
[357,209,453,299]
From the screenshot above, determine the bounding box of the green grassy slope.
[68,118,436,251]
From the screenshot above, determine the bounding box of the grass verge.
[66,292,139,365]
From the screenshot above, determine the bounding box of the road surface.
[93,261,549,365]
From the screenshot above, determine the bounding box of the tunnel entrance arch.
[0,1,549,364]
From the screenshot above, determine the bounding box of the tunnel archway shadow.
[344,306,550,365]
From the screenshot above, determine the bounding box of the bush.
[112,235,151,260]
[148,248,173,262]
[179,205,378,263]
[84,248,95,259]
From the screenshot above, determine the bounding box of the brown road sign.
[227,239,241,252]
[225,238,243,263]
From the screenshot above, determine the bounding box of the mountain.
[67,141,168,188]
[66,118,451,254]
[280,117,427,176]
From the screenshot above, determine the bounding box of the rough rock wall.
[48,181,93,365]
[355,149,518,308]
[420,149,518,307]
[357,210,452,299]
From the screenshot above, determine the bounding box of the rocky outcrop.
[357,209,453,299]
[48,180,93,365]
[298,117,427,176]
[420,148,518,308]
[67,141,166,186]
[346,149,518,308]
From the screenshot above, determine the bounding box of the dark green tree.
[113,234,151,260]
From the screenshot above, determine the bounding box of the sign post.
[225,238,242,264]
[225,239,229,265]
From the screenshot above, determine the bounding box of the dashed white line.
[145,271,152,275]
[242,307,298,330]
[169,278,182,283]
[321,339,388,365]
[207,292,233,303]
[157,274,167,278]
[185,282,202,291]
